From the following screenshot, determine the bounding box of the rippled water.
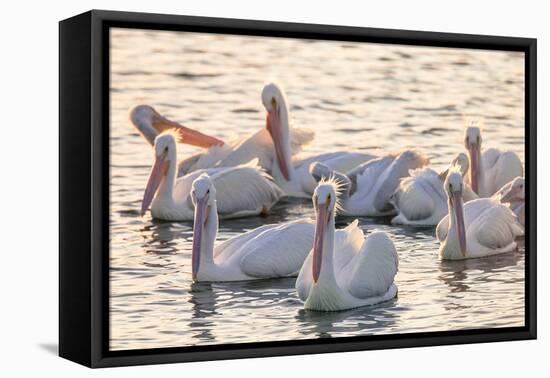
[109,28,525,351]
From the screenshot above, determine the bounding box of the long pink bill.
[191,196,207,281]
[312,202,329,283]
[266,111,291,181]
[468,144,481,194]
[452,191,467,257]
[154,116,224,149]
[141,154,169,217]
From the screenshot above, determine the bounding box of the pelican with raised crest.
[295,179,399,311]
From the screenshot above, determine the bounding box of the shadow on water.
[187,279,299,343]
[437,252,522,293]
[138,220,193,254]
[295,299,399,339]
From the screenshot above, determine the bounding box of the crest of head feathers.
[463,117,483,128]
[316,175,345,214]
[158,128,180,141]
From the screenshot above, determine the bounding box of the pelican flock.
[141,131,282,221]
[130,82,525,312]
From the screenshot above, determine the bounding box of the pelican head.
[191,174,217,281]
[311,179,340,283]
[129,105,224,148]
[445,171,467,257]
[452,152,470,176]
[140,132,177,216]
[500,177,525,203]
[464,125,482,193]
[262,82,292,181]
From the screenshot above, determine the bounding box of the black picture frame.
[59,9,537,368]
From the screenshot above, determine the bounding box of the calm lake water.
[109,28,525,351]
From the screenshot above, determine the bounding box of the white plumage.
[464,125,523,198]
[494,176,525,226]
[436,171,523,260]
[391,153,477,226]
[141,132,282,221]
[129,104,314,177]
[190,174,314,282]
[310,150,429,216]
[296,180,398,311]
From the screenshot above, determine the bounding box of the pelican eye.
[327,193,331,202]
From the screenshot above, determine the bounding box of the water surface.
[110,28,525,351]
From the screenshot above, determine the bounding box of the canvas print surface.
[109,28,525,351]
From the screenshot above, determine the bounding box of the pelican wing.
[289,127,314,155]
[436,198,493,242]
[217,129,275,170]
[177,153,202,177]
[294,151,375,173]
[240,221,315,278]
[348,156,395,197]
[345,232,398,299]
[482,148,523,195]
[211,164,283,217]
[214,223,280,260]
[176,145,234,176]
[470,202,524,250]
[296,251,314,301]
[394,168,445,221]
[333,220,365,269]
[217,127,314,172]
[371,151,429,212]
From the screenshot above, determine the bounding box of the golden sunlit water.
[109,28,525,351]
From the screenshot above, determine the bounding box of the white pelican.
[464,125,523,197]
[190,174,315,282]
[140,131,282,221]
[130,100,314,177]
[259,82,375,197]
[295,179,398,311]
[390,153,477,226]
[310,150,429,216]
[495,176,525,225]
[436,170,523,260]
